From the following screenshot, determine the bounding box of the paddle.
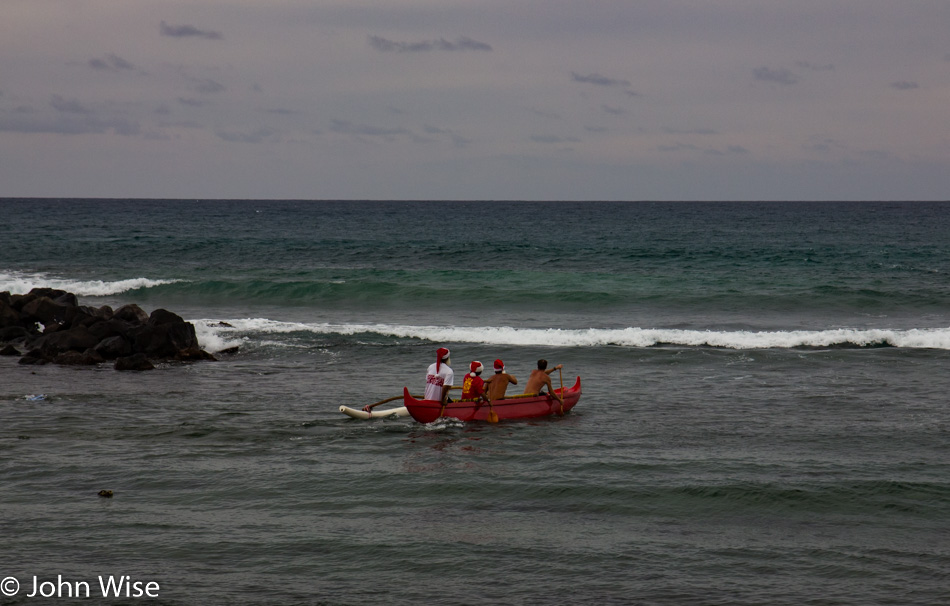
[487,397,499,423]
[557,367,565,415]
[471,383,497,423]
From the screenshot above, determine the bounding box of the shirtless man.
[484,359,517,401]
[524,359,563,402]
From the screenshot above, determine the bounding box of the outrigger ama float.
[340,378,583,423]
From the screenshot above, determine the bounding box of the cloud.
[0,99,140,136]
[753,66,799,85]
[88,53,137,72]
[601,105,625,115]
[188,78,227,94]
[571,72,631,88]
[526,107,561,120]
[796,61,835,72]
[368,35,492,53]
[263,108,297,116]
[330,119,409,138]
[50,95,92,115]
[805,138,848,153]
[890,81,919,90]
[160,21,222,40]
[215,127,277,143]
[423,124,472,148]
[662,127,718,135]
[530,135,580,144]
[657,142,701,153]
[657,142,749,155]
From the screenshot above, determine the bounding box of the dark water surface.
[2,200,949,604]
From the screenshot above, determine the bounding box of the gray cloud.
[368,35,492,53]
[423,124,472,148]
[530,135,581,144]
[0,99,140,136]
[796,61,835,72]
[753,66,799,85]
[806,139,841,152]
[330,119,409,138]
[215,127,277,143]
[571,72,631,88]
[890,81,919,90]
[657,142,701,153]
[51,95,92,115]
[527,107,562,120]
[177,97,208,107]
[663,127,718,135]
[160,21,222,40]
[264,108,297,116]
[601,105,625,115]
[189,78,227,94]
[89,54,137,72]
[658,142,749,155]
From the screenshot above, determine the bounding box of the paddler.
[461,360,489,404]
[484,358,517,401]
[424,347,454,405]
[524,359,563,402]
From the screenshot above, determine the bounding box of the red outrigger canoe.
[403,377,582,423]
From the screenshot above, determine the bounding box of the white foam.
[192,322,245,354]
[0,271,181,297]
[191,318,950,350]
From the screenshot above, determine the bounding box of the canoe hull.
[403,377,581,423]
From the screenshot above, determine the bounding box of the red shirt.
[461,373,486,400]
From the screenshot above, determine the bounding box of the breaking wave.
[0,271,182,297]
[193,318,950,350]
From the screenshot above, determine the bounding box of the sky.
[1,0,948,201]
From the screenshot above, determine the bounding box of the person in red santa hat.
[484,358,518,401]
[424,347,454,405]
[461,360,489,404]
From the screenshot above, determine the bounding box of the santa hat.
[494,359,505,372]
[469,360,484,376]
[436,347,450,372]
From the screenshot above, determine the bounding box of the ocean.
[1,199,948,605]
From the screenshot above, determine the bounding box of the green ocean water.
[2,199,949,605]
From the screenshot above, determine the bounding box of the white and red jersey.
[424,362,454,401]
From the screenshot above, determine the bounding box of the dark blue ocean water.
[2,200,949,605]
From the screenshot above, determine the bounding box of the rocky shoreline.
[0,288,216,371]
